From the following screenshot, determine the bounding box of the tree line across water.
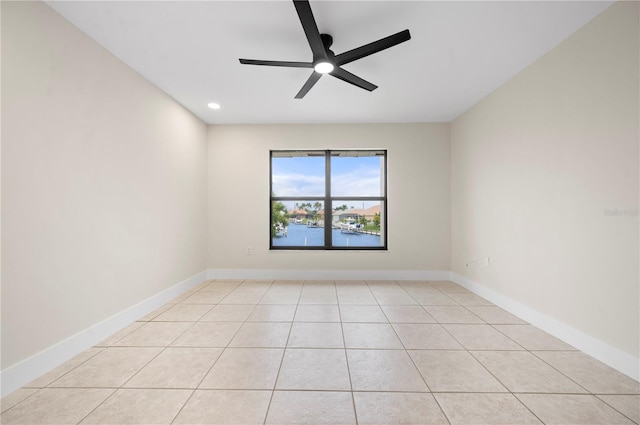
[272,201,380,237]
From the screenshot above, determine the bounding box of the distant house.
[290,206,380,223]
[288,209,309,219]
[337,205,380,222]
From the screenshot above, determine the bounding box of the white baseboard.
[451,272,640,382]
[207,268,452,281]
[0,270,208,398]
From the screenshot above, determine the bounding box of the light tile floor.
[2,279,639,425]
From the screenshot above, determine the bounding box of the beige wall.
[451,1,639,357]
[1,2,208,369]
[208,123,450,273]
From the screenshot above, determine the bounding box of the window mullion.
[325,150,332,249]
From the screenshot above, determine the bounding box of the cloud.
[331,167,382,197]
[272,173,325,197]
[273,159,382,199]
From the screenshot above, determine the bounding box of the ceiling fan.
[239,0,411,99]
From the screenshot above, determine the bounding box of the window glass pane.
[272,152,325,197]
[271,200,325,247]
[331,201,384,248]
[331,151,384,197]
[270,150,386,250]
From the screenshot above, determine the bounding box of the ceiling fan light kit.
[239,0,411,99]
[313,61,334,74]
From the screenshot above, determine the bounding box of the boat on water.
[307,221,321,228]
[340,222,362,234]
[274,223,288,237]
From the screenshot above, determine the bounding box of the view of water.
[272,223,381,248]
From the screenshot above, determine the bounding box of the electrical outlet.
[246,247,253,255]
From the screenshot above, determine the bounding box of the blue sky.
[272,155,383,210]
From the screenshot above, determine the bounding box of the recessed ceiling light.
[314,61,334,74]
[207,102,221,110]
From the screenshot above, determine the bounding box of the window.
[270,150,387,250]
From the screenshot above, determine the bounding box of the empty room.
[1,1,638,424]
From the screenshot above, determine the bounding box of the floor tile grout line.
[425,284,528,425]
[201,281,270,357]
[171,278,274,425]
[424,304,486,325]
[466,349,534,396]
[457,302,492,323]
[27,347,107,390]
[395,279,444,312]
[337,289,359,425]
[0,388,45,417]
[166,280,241,425]
[151,302,217,323]
[117,316,204,389]
[63,345,597,352]
[89,309,207,424]
[379,296,456,424]
[100,321,147,346]
[378,299,435,394]
[262,282,302,425]
[390,280,506,425]
[435,299,549,399]
[367,278,452,425]
[299,280,338,305]
[593,394,640,424]
[73,387,119,425]
[489,322,540,351]
[168,389,196,424]
[15,385,633,395]
[439,320,479,351]
[528,350,599,395]
[403,280,462,307]
[511,392,551,425]
[426,392,454,425]
[465,345,618,419]
[170,278,270,425]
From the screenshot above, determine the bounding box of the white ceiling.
[47,1,612,125]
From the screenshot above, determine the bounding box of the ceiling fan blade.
[295,72,322,99]
[335,29,411,66]
[239,59,313,68]
[330,67,377,92]
[293,0,328,61]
